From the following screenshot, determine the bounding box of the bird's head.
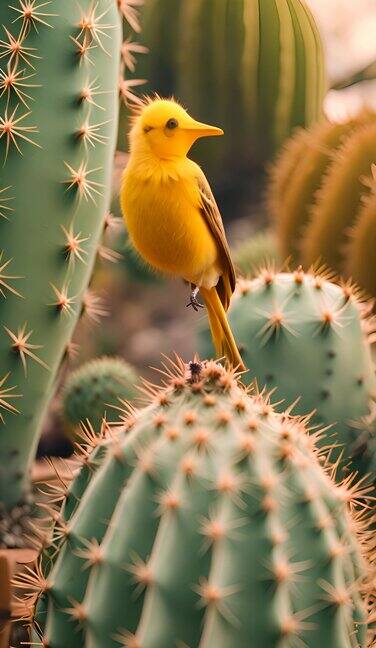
[129,97,223,159]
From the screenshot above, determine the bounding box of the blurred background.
[39,0,376,456]
[311,0,376,118]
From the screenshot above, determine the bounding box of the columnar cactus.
[62,356,138,432]
[22,360,372,647]
[125,0,326,183]
[0,1,121,539]
[199,270,376,476]
[268,110,376,262]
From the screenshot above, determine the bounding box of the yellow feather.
[122,157,218,284]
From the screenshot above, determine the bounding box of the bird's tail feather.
[201,286,245,371]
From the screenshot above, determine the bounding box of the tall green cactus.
[25,360,372,647]
[126,0,326,184]
[199,270,376,476]
[0,1,121,535]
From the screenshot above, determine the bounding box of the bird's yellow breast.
[120,158,218,285]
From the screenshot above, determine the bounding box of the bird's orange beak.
[184,118,224,139]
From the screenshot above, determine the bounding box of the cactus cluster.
[124,0,326,184]
[19,359,373,647]
[269,111,376,296]
[199,270,376,478]
[62,356,138,433]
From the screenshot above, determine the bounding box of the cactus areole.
[28,360,372,647]
[0,0,121,533]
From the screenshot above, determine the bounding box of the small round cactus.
[234,230,281,277]
[62,356,138,432]
[23,360,373,648]
[199,269,376,477]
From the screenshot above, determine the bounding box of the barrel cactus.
[199,270,376,476]
[125,0,326,184]
[22,359,372,647]
[347,167,376,301]
[62,356,138,433]
[268,110,376,263]
[0,0,121,543]
[302,122,376,272]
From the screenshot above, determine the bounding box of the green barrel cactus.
[24,360,372,647]
[234,230,281,277]
[62,356,138,432]
[199,270,376,476]
[302,122,376,272]
[125,0,326,184]
[0,0,121,537]
[268,110,376,263]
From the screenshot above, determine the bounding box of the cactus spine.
[199,270,376,476]
[127,0,326,183]
[0,1,121,529]
[62,356,138,432]
[24,360,372,647]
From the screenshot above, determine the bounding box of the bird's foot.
[186,286,204,312]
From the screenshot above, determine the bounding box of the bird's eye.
[166,118,178,130]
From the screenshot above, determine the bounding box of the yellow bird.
[120,97,245,370]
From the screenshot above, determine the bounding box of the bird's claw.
[186,294,204,312]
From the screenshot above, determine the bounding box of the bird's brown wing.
[196,171,236,311]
